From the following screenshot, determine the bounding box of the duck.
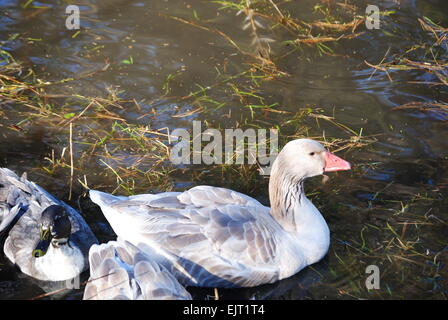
[83,238,192,300]
[0,168,98,282]
[89,139,351,288]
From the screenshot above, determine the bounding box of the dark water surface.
[0,0,447,299]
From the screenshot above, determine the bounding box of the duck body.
[84,239,192,300]
[31,242,86,281]
[0,168,98,281]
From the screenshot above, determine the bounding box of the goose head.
[272,139,351,179]
[32,205,72,258]
[269,139,351,230]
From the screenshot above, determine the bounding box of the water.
[0,0,447,299]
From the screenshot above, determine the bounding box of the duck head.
[32,205,72,258]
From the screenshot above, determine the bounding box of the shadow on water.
[187,258,330,300]
[0,0,447,299]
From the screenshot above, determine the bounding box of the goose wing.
[84,240,191,300]
[84,241,136,300]
[90,186,283,287]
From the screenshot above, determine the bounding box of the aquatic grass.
[214,0,366,57]
[0,59,180,197]
[318,190,448,299]
[364,15,447,119]
[150,1,372,128]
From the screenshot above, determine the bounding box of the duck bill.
[33,239,51,258]
[32,228,51,258]
[324,152,351,172]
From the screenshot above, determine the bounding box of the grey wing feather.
[177,185,263,208]
[84,240,191,300]
[84,242,135,300]
[92,186,283,287]
[134,260,191,300]
[0,204,22,233]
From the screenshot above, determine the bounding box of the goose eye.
[309,152,315,156]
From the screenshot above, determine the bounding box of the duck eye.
[309,152,315,156]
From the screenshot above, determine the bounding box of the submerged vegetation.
[0,0,379,197]
[0,0,447,299]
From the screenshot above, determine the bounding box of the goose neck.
[268,166,305,232]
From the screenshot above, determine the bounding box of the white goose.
[0,168,98,281]
[89,139,351,288]
[83,239,192,300]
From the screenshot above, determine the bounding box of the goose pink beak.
[324,152,351,172]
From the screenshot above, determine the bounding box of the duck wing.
[0,169,32,234]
